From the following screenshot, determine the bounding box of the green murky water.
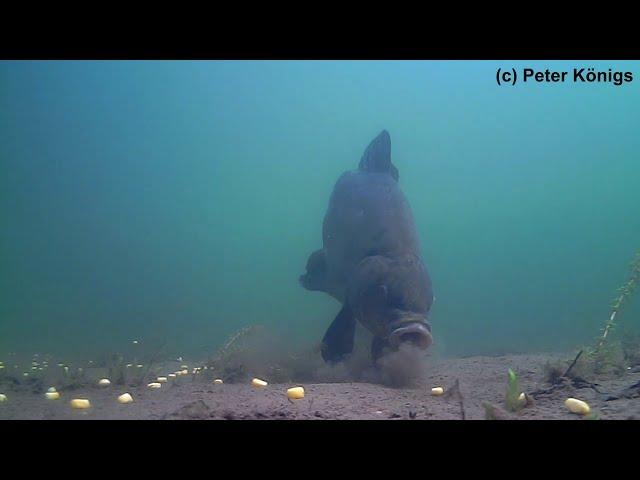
[1,60,638,361]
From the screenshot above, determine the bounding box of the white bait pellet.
[252,378,268,388]
[118,393,133,404]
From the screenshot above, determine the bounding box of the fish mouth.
[389,322,433,350]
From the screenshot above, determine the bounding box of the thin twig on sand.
[561,350,583,379]
[531,349,605,398]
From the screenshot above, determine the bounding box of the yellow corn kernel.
[565,398,590,415]
[70,398,91,409]
[287,386,305,400]
[252,378,268,388]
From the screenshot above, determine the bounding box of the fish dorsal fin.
[358,130,398,181]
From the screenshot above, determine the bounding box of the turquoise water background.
[1,60,638,360]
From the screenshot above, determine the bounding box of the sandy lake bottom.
[1,352,639,420]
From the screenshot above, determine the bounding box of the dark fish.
[300,130,434,363]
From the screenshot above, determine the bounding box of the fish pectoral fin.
[371,336,391,363]
[321,305,356,363]
[299,249,327,292]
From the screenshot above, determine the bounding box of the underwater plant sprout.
[598,251,640,349]
[505,368,525,412]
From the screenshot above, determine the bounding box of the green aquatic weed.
[585,341,627,376]
[58,365,88,390]
[107,354,127,385]
[505,368,525,412]
[482,401,499,420]
[570,250,640,380]
[597,251,640,350]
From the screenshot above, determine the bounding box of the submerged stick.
[561,350,583,380]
